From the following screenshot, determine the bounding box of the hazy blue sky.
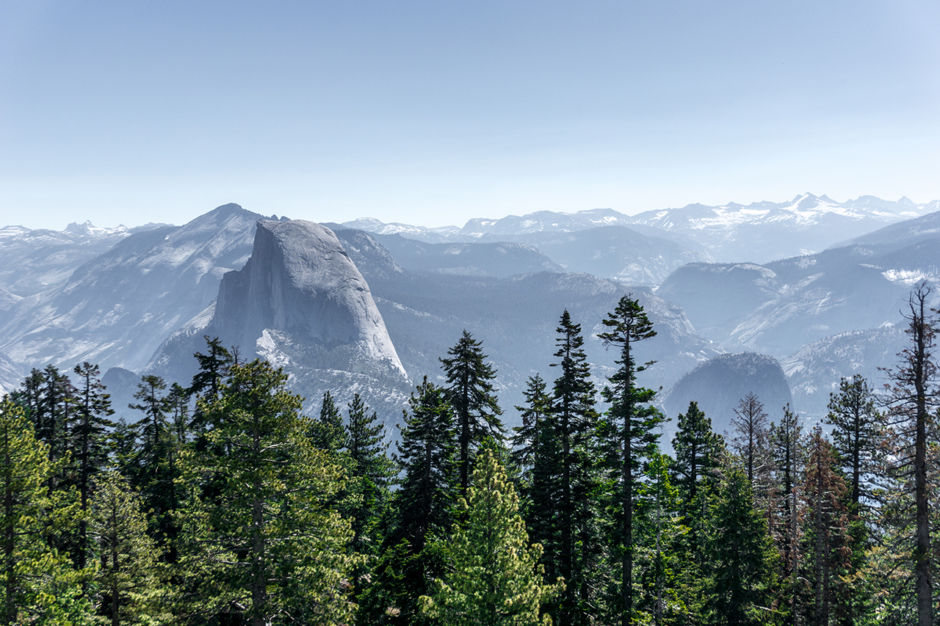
[1,1,939,229]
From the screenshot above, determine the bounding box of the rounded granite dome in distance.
[662,352,792,436]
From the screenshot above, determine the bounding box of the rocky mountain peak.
[211,219,406,379]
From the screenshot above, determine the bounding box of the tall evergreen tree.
[344,393,395,558]
[882,282,937,626]
[12,368,44,434]
[310,390,346,453]
[512,375,562,588]
[511,374,552,477]
[70,361,115,574]
[187,336,233,432]
[129,375,180,559]
[634,453,687,624]
[703,466,778,625]
[420,444,562,625]
[177,360,359,624]
[769,403,804,612]
[441,330,503,497]
[90,469,169,625]
[166,382,190,445]
[597,294,662,625]
[550,310,599,625]
[826,374,881,511]
[360,378,456,624]
[0,398,89,623]
[671,401,722,520]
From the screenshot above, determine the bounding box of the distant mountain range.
[342,193,935,263]
[0,193,937,432]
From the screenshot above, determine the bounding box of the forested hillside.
[3,287,939,625]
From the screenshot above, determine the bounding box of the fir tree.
[310,390,346,453]
[512,375,562,587]
[0,398,89,623]
[769,403,804,617]
[825,374,881,511]
[166,382,190,445]
[511,374,552,477]
[359,378,456,625]
[187,336,233,434]
[177,359,359,624]
[550,310,599,625]
[419,444,562,625]
[344,393,394,558]
[671,401,722,524]
[703,466,779,625]
[634,453,687,624]
[90,469,169,625]
[129,375,180,559]
[71,361,115,574]
[441,330,503,497]
[597,294,662,625]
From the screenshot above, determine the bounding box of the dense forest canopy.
[2,286,939,625]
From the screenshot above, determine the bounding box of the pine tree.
[90,469,169,625]
[70,361,115,574]
[634,453,687,624]
[703,466,779,625]
[881,282,937,626]
[0,398,89,623]
[597,294,662,625]
[825,374,881,511]
[357,378,457,625]
[166,382,190,445]
[441,330,504,497]
[419,444,562,625]
[344,393,394,558]
[177,359,359,624]
[189,336,233,399]
[770,404,804,578]
[550,310,600,625]
[310,390,346,453]
[511,374,552,477]
[671,401,722,523]
[670,400,723,618]
[129,375,180,559]
[12,368,44,433]
[512,375,562,588]
[731,393,769,484]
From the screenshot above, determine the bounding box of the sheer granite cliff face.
[211,219,406,380]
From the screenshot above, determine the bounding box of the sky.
[1,0,939,230]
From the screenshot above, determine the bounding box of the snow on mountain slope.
[151,219,410,421]
[0,204,263,373]
[0,221,143,297]
[343,194,929,266]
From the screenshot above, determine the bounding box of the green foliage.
[90,469,169,625]
[310,390,347,453]
[344,393,395,559]
[703,466,779,625]
[633,453,688,624]
[441,329,504,496]
[825,375,881,511]
[548,309,600,624]
[420,444,562,625]
[71,361,115,572]
[597,294,662,625]
[0,398,90,623]
[176,360,359,624]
